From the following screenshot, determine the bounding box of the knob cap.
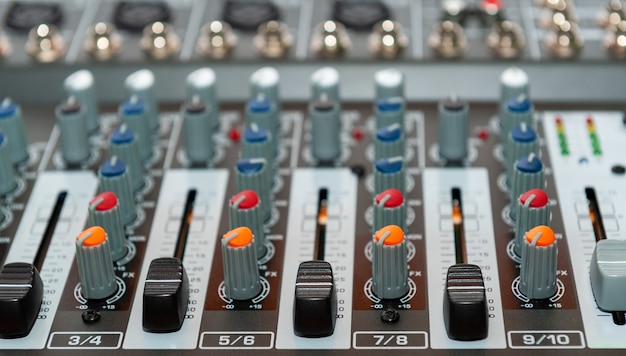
[0,262,43,338]
[229,190,266,258]
[110,124,144,192]
[374,123,404,160]
[499,67,529,124]
[75,226,117,300]
[221,227,261,300]
[242,123,276,174]
[373,188,406,233]
[590,239,626,312]
[182,96,214,164]
[311,67,340,104]
[250,67,280,107]
[0,98,29,164]
[374,68,404,100]
[505,123,539,187]
[246,94,279,156]
[119,96,153,162]
[438,95,469,163]
[374,97,405,131]
[372,225,408,299]
[55,97,90,165]
[511,153,545,218]
[374,156,405,195]
[186,68,219,131]
[443,264,488,341]
[98,156,136,225]
[310,95,341,163]
[520,225,557,300]
[125,69,159,131]
[88,192,127,261]
[500,95,533,143]
[293,260,337,337]
[514,189,550,257]
[235,158,272,222]
[143,257,189,333]
[0,132,17,196]
[64,70,99,133]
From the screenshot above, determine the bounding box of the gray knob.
[499,67,529,124]
[520,225,557,300]
[0,132,17,195]
[242,123,275,178]
[311,67,340,104]
[374,68,404,100]
[75,226,117,300]
[438,95,469,163]
[221,227,261,300]
[186,68,219,131]
[235,158,272,222]
[373,189,406,233]
[511,153,545,219]
[500,95,533,143]
[0,98,29,163]
[310,95,341,162]
[374,97,405,131]
[590,239,626,312]
[374,156,405,195]
[119,96,153,162]
[229,190,266,258]
[374,123,404,160]
[250,67,280,106]
[109,124,144,192]
[55,97,90,165]
[505,123,539,187]
[182,96,214,164]
[64,70,99,133]
[372,225,408,299]
[98,156,136,225]
[246,94,279,156]
[514,189,550,257]
[125,69,159,131]
[88,192,127,261]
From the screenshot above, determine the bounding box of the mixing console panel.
[0,0,626,355]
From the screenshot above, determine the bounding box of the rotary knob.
[374,123,404,160]
[98,156,136,225]
[372,225,408,299]
[235,158,272,222]
[88,192,127,261]
[500,95,533,142]
[182,96,214,165]
[310,94,341,163]
[55,96,90,165]
[373,189,406,233]
[0,132,17,196]
[514,189,550,257]
[246,94,279,157]
[0,262,44,338]
[510,153,545,219]
[374,97,405,131]
[505,123,539,187]
[64,70,99,133]
[0,98,29,164]
[109,124,144,192]
[75,226,117,300]
[125,69,159,131]
[221,227,261,300]
[374,68,405,100]
[438,95,469,163]
[499,67,529,123]
[229,190,266,259]
[311,67,340,105]
[374,156,405,195]
[119,96,153,162]
[250,67,280,108]
[186,68,219,131]
[519,225,558,300]
[242,124,275,178]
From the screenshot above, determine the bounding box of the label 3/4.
[47,332,123,349]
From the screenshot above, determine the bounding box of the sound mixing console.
[0,0,625,355]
